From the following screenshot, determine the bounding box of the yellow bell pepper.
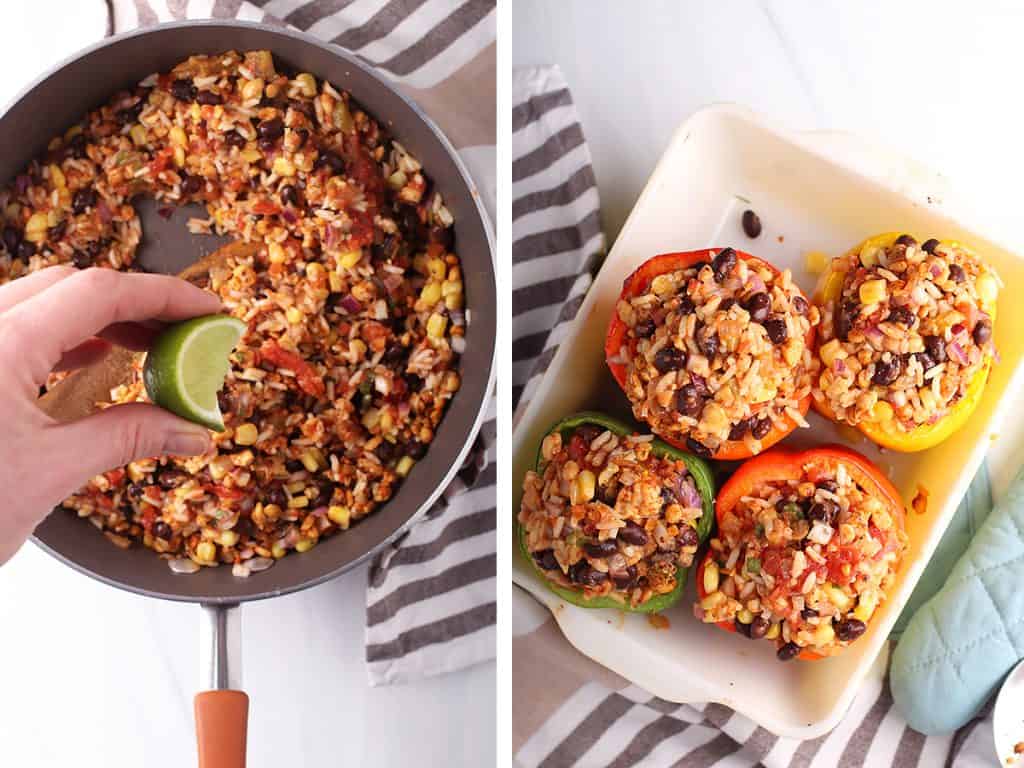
[815,232,997,452]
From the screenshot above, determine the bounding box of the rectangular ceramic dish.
[511,104,1024,739]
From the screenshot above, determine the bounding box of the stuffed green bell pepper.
[518,412,715,612]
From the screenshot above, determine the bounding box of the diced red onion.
[451,335,466,354]
[381,273,403,295]
[340,295,362,313]
[675,477,701,509]
[948,341,969,365]
[157,206,174,220]
[325,224,342,248]
[929,263,943,277]
[864,326,885,348]
[834,358,849,376]
[281,208,297,224]
[449,309,466,327]
[96,200,112,224]
[690,374,709,396]
[747,274,766,293]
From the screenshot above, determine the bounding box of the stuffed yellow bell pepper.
[812,232,998,452]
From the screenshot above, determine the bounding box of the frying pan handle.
[195,604,248,768]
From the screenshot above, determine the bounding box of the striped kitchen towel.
[111,0,496,685]
[511,64,999,767]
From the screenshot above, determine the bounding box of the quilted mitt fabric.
[891,467,1024,734]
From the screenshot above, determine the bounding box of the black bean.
[948,263,966,283]
[374,441,395,463]
[817,479,838,493]
[16,240,35,260]
[569,561,607,587]
[316,151,346,173]
[728,419,750,441]
[676,384,704,418]
[835,618,867,642]
[533,549,559,571]
[697,327,719,357]
[836,300,857,341]
[48,219,67,241]
[285,459,304,473]
[924,335,947,364]
[182,174,204,196]
[871,355,902,386]
[72,249,92,269]
[735,618,753,637]
[633,318,656,338]
[915,352,936,371]
[153,522,173,541]
[742,210,762,238]
[170,78,197,102]
[611,565,637,589]
[72,188,97,215]
[750,417,772,440]
[584,539,618,558]
[677,295,696,315]
[405,440,427,460]
[258,137,277,152]
[196,90,223,106]
[266,486,287,508]
[685,436,713,458]
[157,468,188,490]
[404,374,423,393]
[973,321,992,346]
[886,306,915,326]
[749,617,770,639]
[257,118,285,141]
[801,607,819,619]
[763,317,788,344]
[691,260,711,275]
[3,227,20,254]
[224,131,246,148]
[921,238,940,254]
[719,298,736,312]
[313,482,335,507]
[574,424,603,444]
[745,292,771,323]
[618,520,648,546]
[280,184,300,207]
[654,346,687,373]
[808,499,839,526]
[116,101,145,125]
[777,642,801,661]
[384,344,406,364]
[712,247,737,281]
[289,99,317,122]
[294,128,310,149]
[678,526,699,548]
[660,486,677,505]
[127,483,145,500]
[792,295,809,315]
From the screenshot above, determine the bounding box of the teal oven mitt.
[891,464,1024,734]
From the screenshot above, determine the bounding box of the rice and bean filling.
[615,248,819,457]
[815,235,998,431]
[698,465,906,660]
[4,51,465,575]
[519,425,704,608]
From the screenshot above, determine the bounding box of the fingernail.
[166,428,211,457]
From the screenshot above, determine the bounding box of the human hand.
[0,266,222,565]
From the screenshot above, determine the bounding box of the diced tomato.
[251,199,281,216]
[208,485,245,502]
[259,340,326,397]
[567,434,588,463]
[105,468,126,485]
[826,545,861,585]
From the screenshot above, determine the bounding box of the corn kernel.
[442,371,460,392]
[859,279,888,305]
[306,262,324,283]
[295,73,317,97]
[286,481,307,494]
[301,448,326,472]
[396,456,415,477]
[208,455,233,481]
[268,242,286,264]
[872,401,894,422]
[334,99,354,133]
[168,125,188,149]
[127,463,147,483]
[427,313,448,339]
[338,249,362,269]
[702,560,720,594]
[700,402,729,433]
[814,622,836,647]
[190,103,202,121]
[288,495,309,509]
[427,257,446,280]
[699,590,726,611]
[419,281,442,306]
[48,164,66,190]
[173,146,186,168]
[328,271,343,292]
[218,530,239,548]
[196,541,216,563]
[859,244,880,267]
[232,450,255,467]
[977,271,999,306]
[737,609,754,624]
[570,470,596,505]
[286,306,303,325]
[442,280,463,310]
[272,156,296,177]
[765,622,781,640]
[824,582,853,612]
[651,274,675,296]
[272,542,287,559]
[819,338,846,368]
[241,78,265,101]
[234,423,258,446]
[328,505,351,529]
[24,212,49,243]
[241,148,262,164]
[854,590,878,623]
[263,503,282,521]
[130,124,148,146]
[919,387,937,411]
[387,170,407,189]
[805,250,830,274]
[64,125,82,139]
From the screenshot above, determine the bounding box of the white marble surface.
[0,3,494,767]
[510,0,1024,499]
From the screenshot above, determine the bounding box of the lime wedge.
[143,314,246,431]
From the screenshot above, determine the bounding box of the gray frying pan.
[0,20,495,767]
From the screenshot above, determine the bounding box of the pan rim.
[19,19,496,604]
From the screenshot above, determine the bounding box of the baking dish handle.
[195,604,248,768]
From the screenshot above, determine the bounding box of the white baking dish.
[511,104,1024,739]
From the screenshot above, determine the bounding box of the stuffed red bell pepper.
[695,445,907,660]
[605,248,818,460]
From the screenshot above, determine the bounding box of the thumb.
[45,402,211,493]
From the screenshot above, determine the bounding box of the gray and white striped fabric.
[511,65,998,767]
[110,0,496,685]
